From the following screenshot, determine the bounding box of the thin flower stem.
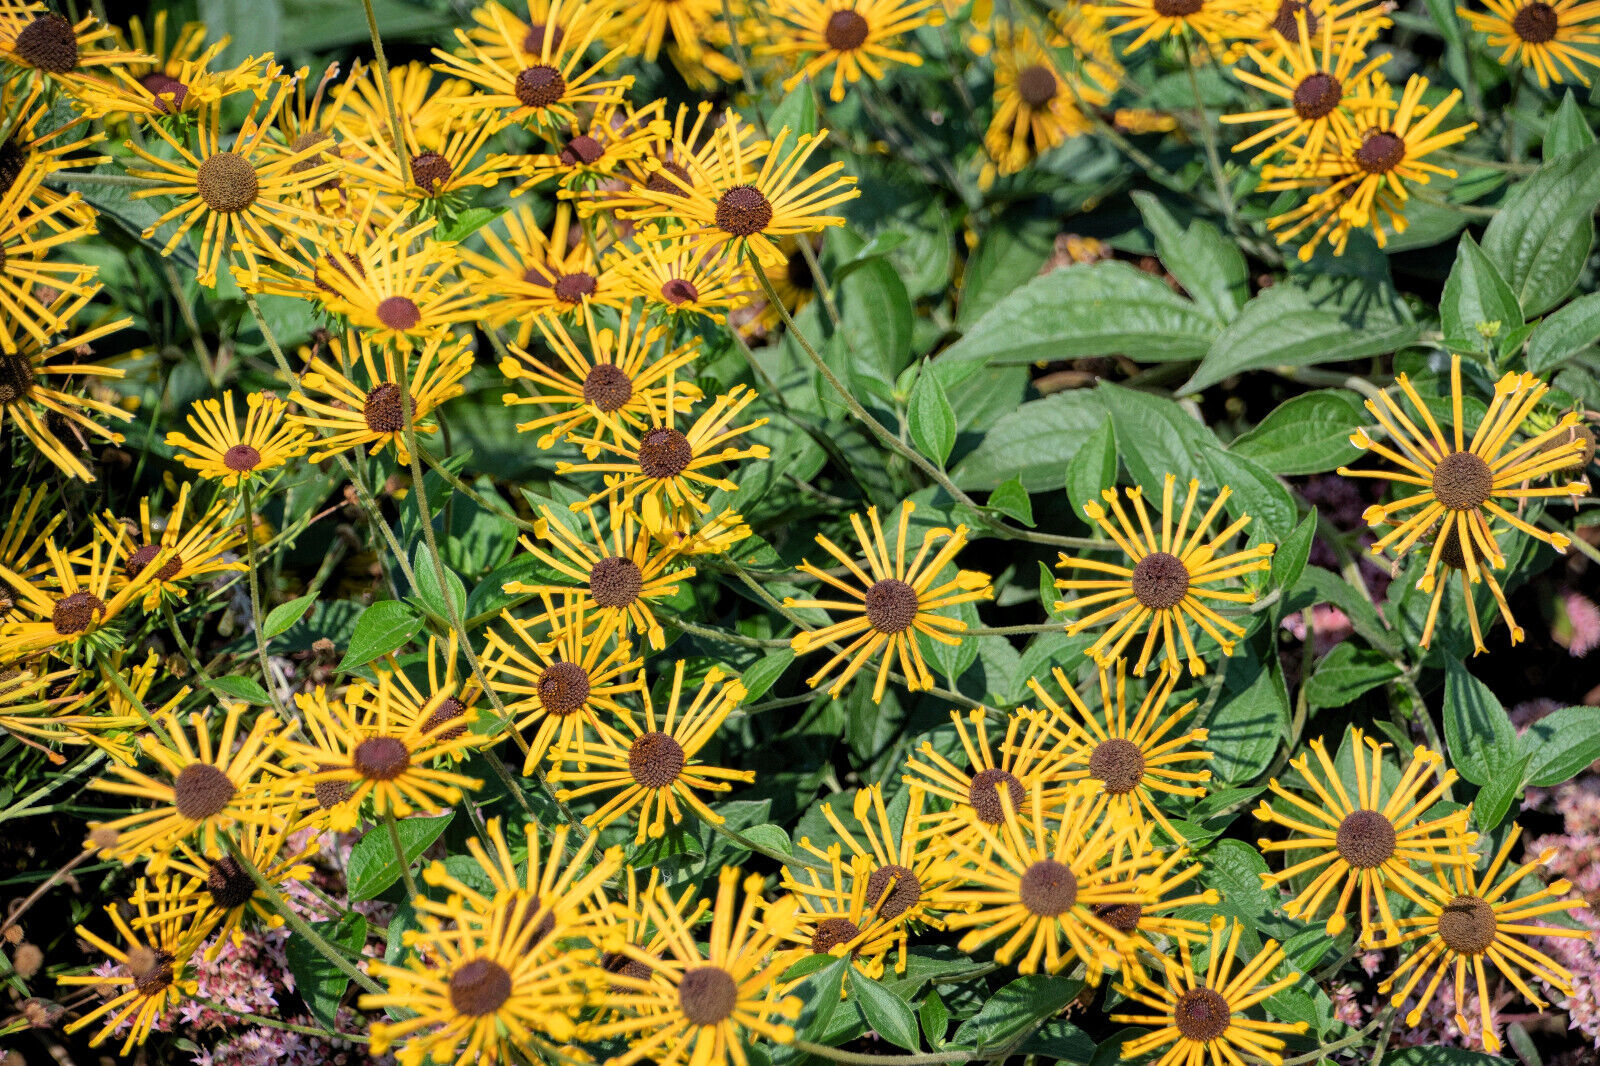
[0,847,92,936]
[160,601,214,682]
[1181,33,1236,231]
[708,819,828,870]
[383,809,421,900]
[1279,1007,1394,1065]
[790,1041,975,1064]
[416,446,539,534]
[189,998,371,1043]
[1408,187,1498,218]
[965,623,1066,636]
[241,480,292,717]
[673,617,793,648]
[360,0,410,158]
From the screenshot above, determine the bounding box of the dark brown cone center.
[661,277,700,305]
[1174,986,1231,1042]
[16,14,78,73]
[678,965,739,1025]
[1017,64,1058,108]
[1512,1,1559,41]
[524,22,566,56]
[409,151,453,193]
[864,578,918,634]
[824,9,871,50]
[173,763,237,820]
[628,731,686,788]
[714,185,774,237]
[1432,450,1493,511]
[0,349,31,404]
[1355,131,1406,174]
[362,382,411,434]
[1152,0,1205,16]
[204,855,257,910]
[1335,809,1397,869]
[637,426,693,478]
[1437,894,1497,954]
[352,735,411,781]
[969,767,1025,824]
[811,916,862,953]
[196,152,260,213]
[538,660,592,714]
[290,131,340,180]
[1019,859,1079,916]
[1292,73,1342,121]
[314,771,352,810]
[560,134,605,167]
[224,444,262,472]
[601,949,653,988]
[589,555,644,608]
[1088,737,1147,794]
[129,948,175,997]
[866,863,921,920]
[515,65,566,108]
[51,590,105,635]
[140,72,189,111]
[552,271,597,303]
[127,543,182,583]
[647,160,692,195]
[448,957,513,1016]
[514,892,557,945]
[1094,901,1144,932]
[1132,551,1190,610]
[1271,0,1319,38]
[375,296,422,331]
[0,140,26,198]
[421,695,469,741]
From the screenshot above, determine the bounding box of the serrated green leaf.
[988,476,1034,527]
[1270,510,1316,598]
[337,601,423,673]
[920,989,949,1049]
[1526,290,1600,372]
[348,815,453,902]
[1303,644,1402,709]
[1440,233,1524,353]
[1519,706,1600,786]
[1064,419,1117,520]
[1443,660,1518,787]
[411,546,467,621]
[433,206,505,243]
[1206,654,1289,785]
[263,594,316,640]
[908,364,957,466]
[1231,390,1369,475]
[1481,143,1600,316]
[283,913,366,1030]
[1131,191,1248,323]
[950,975,1083,1052]
[951,390,1106,492]
[1474,752,1529,831]
[848,970,920,1051]
[768,80,819,139]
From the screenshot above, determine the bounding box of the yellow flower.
[548,660,753,843]
[590,866,803,1066]
[373,630,486,753]
[278,59,369,215]
[516,97,668,195]
[581,864,705,1021]
[1460,0,1600,86]
[0,533,156,661]
[1419,521,1523,653]
[0,77,106,229]
[458,203,625,343]
[1055,474,1276,677]
[165,392,312,487]
[1090,839,1219,982]
[107,11,272,116]
[98,482,246,611]
[779,850,917,980]
[1232,0,1391,54]
[312,226,478,350]
[578,100,767,219]
[1375,825,1589,1054]
[1093,0,1250,52]
[0,175,101,354]
[0,4,154,117]
[786,501,993,702]
[1254,727,1478,942]
[1111,918,1310,1066]
[609,230,754,321]
[245,193,434,306]
[759,0,944,101]
[983,22,1117,180]
[609,0,729,67]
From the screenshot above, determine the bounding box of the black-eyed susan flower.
[376,631,486,750]
[1026,663,1213,842]
[590,866,803,1066]
[98,483,245,611]
[0,78,106,229]
[86,702,290,872]
[1419,521,1523,653]
[583,864,705,1016]
[1232,0,1391,51]
[785,501,992,703]
[588,100,766,218]
[127,85,339,288]
[620,114,858,270]
[548,660,752,843]
[1089,838,1219,982]
[982,22,1117,180]
[283,683,483,833]
[60,652,182,766]
[759,0,943,101]
[1375,824,1588,1054]
[481,592,646,771]
[107,11,269,116]
[0,179,100,354]
[458,203,625,344]
[1093,0,1249,52]
[902,708,1076,851]
[246,192,434,306]
[312,225,479,350]
[608,230,753,321]
[0,4,153,117]
[1460,0,1600,86]
[0,484,64,595]
[289,328,474,465]
[166,392,311,488]
[516,98,668,195]
[556,379,770,526]
[57,890,204,1055]
[651,506,754,559]
[942,781,1159,976]
[417,817,621,931]
[0,534,156,661]
[504,500,694,650]
[1255,727,1478,942]
[277,60,367,213]
[779,850,916,980]
[609,0,727,67]
[0,662,84,759]
[498,302,704,451]
[1340,356,1590,595]
[1055,474,1276,677]
[1111,918,1310,1066]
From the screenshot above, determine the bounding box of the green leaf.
[1201,838,1276,929]
[337,601,423,673]
[950,975,1083,1052]
[263,594,316,640]
[1231,390,1368,476]
[1098,382,1216,493]
[1519,705,1600,786]
[203,675,273,706]
[1064,418,1117,520]
[1202,447,1297,543]
[200,0,281,64]
[1442,660,1519,787]
[1205,654,1289,784]
[1481,143,1600,316]
[1270,510,1317,596]
[1474,752,1529,831]
[740,651,794,703]
[1180,285,1420,395]
[920,989,949,1049]
[908,364,957,466]
[433,206,505,243]
[1525,290,1600,373]
[348,814,453,902]
[1544,91,1596,160]
[740,823,793,856]
[944,262,1220,368]
[283,913,366,1030]
[957,203,1057,327]
[951,390,1106,492]
[988,477,1034,527]
[848,970,920,1051]
[834,229,914,400]
[1386,1048,1510,1066]
[1131,191,1248,323]
[1303,644,1401,709]
[768,80,819,138]
[1440,233,1524,353]
[796,956,851,1040]
[411,546,467,621]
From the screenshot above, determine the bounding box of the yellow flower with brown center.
[785,501,993,703]
[1232,0,1391,53]
[1055,474,1276,677]
[582,100,767,219]
[778,849,917,981]
[165,392,312,488]
[983,22,1117,180]
[1088,838,1219,983]
[98,482,245,611]
[0,533,157,662]
[374,631,486,756]
[1419,521,1523,653]
[0,77,107,229]
[581,864,704,1023]
[758,0,944,101]
[608,229,754,322]
[106,11,270,116]
[1460,0,1600,86]
[1092,0,1251,51]
[312,228,478,351]
[1375,825,1589,1054]
[513,97,668,195]
[1112,918,1310,1066]
[0,175,100,355]
[0,4,155,117]
[1254,727,1478,942]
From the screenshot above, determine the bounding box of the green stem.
[673,617,792,649]
[790,1041,974,1065]
[416,447,538,534]
[160,601,213,682]
[359,0,410,156]
[1181,33,1236,230]
[384,809,420,901]
[45,171,165,188]
[241,481,291,717]
[189,999,370,1042]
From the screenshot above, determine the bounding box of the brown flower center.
[628,731,686,788]
[515,65,566,108]
[1131,551,1189,610]
[352,736,411,781]
[1355,131,1406,174]
[1335,809,1396,869]
[637,426,693,478]
[126,543,182,583]
[1152,0,1204,16]
[1019,859,1079,916]
[139,72,188,112]
[714,185,774,237]
[1432,450,1493,511]
[129,947,176,997]
[1292,73,1342,121]
[1017,64,1058,108]
[647,160,692,195]
[864,578,918,634]
[601,949,653,989]
[290,131,341,182]
[968,767,1025,824]
[314,251,365,294]
[0,349,31,404]
[1094,901,1144,932]
[0,140,25,197]
[1088,737,1146,794]
[409,151,453,194]
[1174,987,1231,1041]
[661,277,700,305]
[513,892,557,945]
[582,365,635,415]
[678,965,739,1025]
[1512,1,1559,41]
[552,271,597,303]
[811,916,862,953]
[824,9,871,50]
[523,22,566,56]
[51,590,104,635]
[866,863,921,920]
[15,14,78,73]
[420,696,469,741]
[448,958,513,1016]
[589,555,644,608]
[362,382,411,434]
[173,763,237,820]
[1270,0,1319,39]
[1437,894,1497,954]
[560,133,605,167]
[204,855,257,910]
[223,444,262,472]
[538,661,592,714]
[313,769,352,810]
[196,152,259,213]
[1435,524,1469,571]
[375,296,421,331]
